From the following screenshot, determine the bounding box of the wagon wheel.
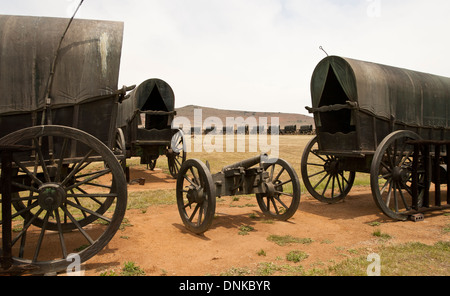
[256,158,301,220]
[301,136,355,203]
[0,125,127,275]
[168,130,186,178]
[176,159,216,234]
[370,130,425,221]
[112,127,127,173]
[147,159,157,171]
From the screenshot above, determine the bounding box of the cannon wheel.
[256,158,301,220]
[176,159,216,234]
[370,130,424,221]
[168,130,186,178]
[0,125,127,275]
[301,136,355,203]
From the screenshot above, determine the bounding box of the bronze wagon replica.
[302,56,450,220]
[0,15,132,275]
[116,78,186,179]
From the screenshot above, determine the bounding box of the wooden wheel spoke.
[11,208,44,247]
[271,198,280,215]
[273,167,285,183]
[311,150,327,162]
[274,190,293,198]
[395,182,410,211]
[33,211,51,262]
[276,178,292,187]
[54,209,68,259]
[60,149,94,187]
[12,155,43,187]
[379,177,392,195]
[273,196,289,210]
[313,172,330,191]
[32,138,51,183]
[188,204,201,222]
[66,168,111,191]
[55,138,69,183]
[10,201,39,221]
[184,174,198,188]
[189,167,200,185]
[61,205,95,245]
[308,169,326,179]
[65,200,112,224]
[336,173,344,194]
[321,174,333,196]
[197,204,204,226]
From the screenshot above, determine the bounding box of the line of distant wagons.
[190,124,315,136]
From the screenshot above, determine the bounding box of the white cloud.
[1,0,450,114]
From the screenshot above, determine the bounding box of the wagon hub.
[392,166,409,183]
[264,182,276,198]
[187,186,205,204]
[38,184,67,211]
[324,159,340,175]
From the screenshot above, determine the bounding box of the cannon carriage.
[176,155,301,234]
[0,15,133,275]
[302,56,450,220]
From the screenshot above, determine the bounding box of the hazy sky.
[2,0,450,115]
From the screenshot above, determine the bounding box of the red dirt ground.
[79,168,449,276]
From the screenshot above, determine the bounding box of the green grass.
[286,250,309,263]
[218,241,450,276]
[238,225,255,235]
[328,241,450,276]
[126,189,177,210]
[267,235,314,246]
[100,261,146,276]
[372,229,392,241]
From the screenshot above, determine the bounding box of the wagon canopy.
[311,56,450,128]
[116,78,175,128]
[0,15,123,115]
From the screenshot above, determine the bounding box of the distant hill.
[175,105,314,129]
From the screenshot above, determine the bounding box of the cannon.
[176,155,301,234]
[0,15,131,275]
[302,56,450,220]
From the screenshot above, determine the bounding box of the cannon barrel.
[222,154,267,171]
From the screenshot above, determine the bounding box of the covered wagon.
[0,15,132,274]
[116,78,186,179]
[302,56,450,220]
